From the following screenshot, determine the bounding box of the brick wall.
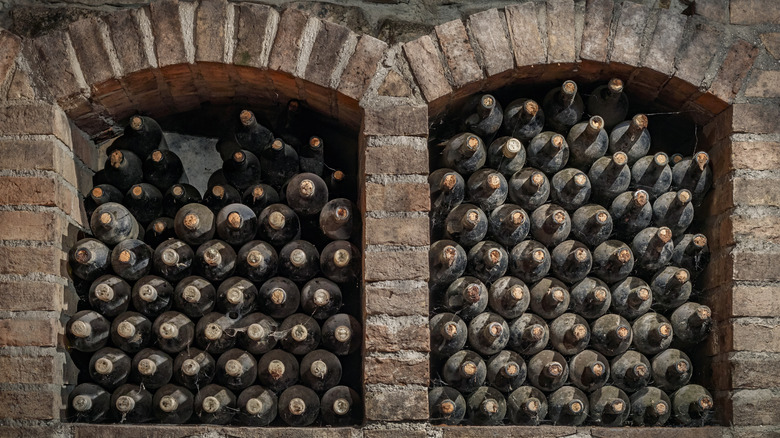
[0,0,778,436]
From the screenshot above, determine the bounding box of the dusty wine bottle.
[91,202,143,246]
[610,189,652,238]
[508,240,551,284]
[526,131,569,174]
[589,385,630,426]
[173,348,216,391]
[653,189,694,236]
[547,386,588,426]
[280,313,321,355]
[103,149,143,193]
[632,152,673,198]
[216,276,257,318]
[543,80,585,133]
[467,168,508,212]
[430,168,466,236]
[671,233,710,279]
[488,204,529,248]
[502,98,544,142]
[153,311,194,354]
[111,311,152,353]
[69,238,111,282]
[299,136,325,176]
[508,167,550,211]
[632,226,674,275]
[629,386,671,426]
[632,313,674,355]
[587,78,629,130]
[567,115,609,170]
[130,347,173,390]
[85,184,124,223]
[242,184,279,217]
[550,240,592,285]
[111,383,153,423]
[300,277,342,320]
[610,350,652,393]
[194,384,237,425]
[670,302,712,345]
[67,310,110,352]
[488,276,530,319]
[174,203,215,246]
[236,385,278,426]
[650,266,692,310]
[172,276,215,318]
[444,203,488,247]
[465,94,503,139]
[590,313,633,357]
[144,217,175,248]
[507,386,547,425]
[569,277,611,320]
[320,240,359,284]
[89,347,131,391]
[69,383,111,423]
[443,276,488,321]
[258,276,301,319]
[527,350,569,392]
[110,115,167,157]
[429,386,467,425]
[143,149,184,192]
[487,136,526,178]
[609,114,651,164]
[319,198,358,241]
[203,184,242,215]
[111,239,153,282]
[215,203,257,246]
[467,386,507,425]
[591,240,634,284]
[588,152,631,204]
[235,312,279,355]
[508,313,550,356]
[530,204,571,248]
[278,385,320,426]
[441,132,487,175]
[258,203,302,248]
[320,385,362,426]
[550,168,592,212]
[153,239,193,283]
[468,311,510,356]
[672,151,712,206]
[153,383,194,424]
[487,350,527,393]
[430,240,467,289]
[88,274,131,317]
[194,240,236,282]
[568,349,609,392]
[652,348,692,392]
[529,277,570,320]
[257,349,300,393]
[261,138,300,191]
[162,183,202,219]
[442,349,487,393]
[236,240,278,283]
[300,349,342,392]
[287,172,329,217]
[274,239,319,283]
[235,110,274,156]
[195,312,238,354]
[610,276,653,320]
[466,241,508,285]
[549,313,591,355]
[131,275,173,319]
[430,312,468,357]
[570,205,613,248]
[216,348,257,392]
[670,384,714,426]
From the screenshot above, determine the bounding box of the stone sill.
[437,425,729,437]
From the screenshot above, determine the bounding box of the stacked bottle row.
[66,110,362,426]
[428,79,714,426]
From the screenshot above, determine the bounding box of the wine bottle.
[507,167,550,211]
[110,311,152,353]
[671,233,710,279]
[152,239,193,283]
[543,80,584,133]
[144,217,176,249]
[153,311,194,354]
[67,310,110,352]
[236,385,278,426]
[242,183,280,217]
[672,151,712,206]
[173,348,216,391]
[466,241,508,285]
[89,347,131,391]
[671,302,712,345]
[111,239,153,282]
[429,386,466,425]
[235,312,278,355]
[444,203,488,247]
[549,313,590,355]
[301,278,342,320]
[299,135,325,176]
[610,350,652,393]
[589,385,630,426]
[88,274,131,318]
[202,184,242,215]
[488,204,530,248]
[430,168,466,237]
[629,386,671,426]
[587,78,629,130]
[258,277,301,319]
[570,205,613,248]
[507,386,547,425]
[550,240,592,285]
[632,313,674,355]
[194,384,237,425]
[153,383,193,424]
[279,313,321,355]
[526,131,569,174]
[610,189,653,238]
[142,149,184,193]
[441,132,487,175]
[195,312,238,354]
[215,203,257,246]
[216,276,257,318]
[527,350,568,392]
[131,275,173,319]
[652,348,692,392]
[488,276,530,319]
[111,383,153,423]
[257,349,299,393]
[670,384,714,426]
[631,226,674,275]
[467,168,508,212]
[286,172,329,216]
[569,277,611,320]
[591,240,634,284]
[235,110,274,156]
[568,349,609,392]
[69,383,111,423]
[278,385,319,426]
[130,348,173,390]
[508,313,549,356]
[487,350,527,393]
[465,94,503,139]
[609,114,651,164]
[194,239,237,282]
[319,198,358,241]
[551,168,592,211]
[468,312,510,356]
[261,138,300,191]
[530,204,571,248]
[567,115,608,170]
[502,98,544,142]
[90,202,143,246]
[85,184,124,224]
[222,150,262,192]
[650,266,692,310]
[632,152,672,198]
[508,240,550,284]
[172,276,215,318]
[610,276,653,320]
[103,149,143,193]
[653,189,695,236]
[216,348,257,391]
[327,169,351,200]
[430,240,467,289]
[162,184,202,219]
[442,349,487,393]
[110,115,166,158]
[547,386,588,426]
[174,203,215,246]
[588,152,631,204]
[590,313,633,357]
[69,238,111,282]
[320,240,359,284]
[529,277,570,320]
[467,386,507,425]
[430,312,468,357]
[278,239,320,283]
[443,276,488,321]
[236,240,278,283]
[300,349,341,392]
[487,136,526,178]
[670,153,684,165]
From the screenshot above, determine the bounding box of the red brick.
[195,0,228,63]
[580,0,614,62]
[364,387,428,421]
[0,281,63,312]
[642,10,687,75]
[745,70,780,98]
[0,319,58,347]
[675,21,722,86]
[0,211,63,243]
[70,121,99,169]
[732,141,780,171]
[364,432,426,438]
[762,33,780,60]
[709,40,759,102]
[366,216,429,246]
[338,35,387,100]
[0,30,20,87]
[364,140,428,175]
[365,282,428,317]
[68,17,115,85]
[364,355,429,385]
[702,104,732,144]
[364,250,428,282]
[268,8,310,75]
[0,176,79,216]
[467,9,513,77]
[610,1,649,66]
[0,388,59,420]
[365,182,429,212]
[403,35,452,102]
[0,102,71,145]
[546,0,576,63]
[363,105,427,136]
[105,9,152,73]
[149,0,188,67]
[506,2,546,66]
[365,319,429,353]
[21,31,84,102]
[442,427,581,438]
[233,4,278,69]
[0,355,58,384]
[730,0,780,24]
[305,21,353,88]
[732,389,780,425]
[0,246,64,277]
[733,103,780,134]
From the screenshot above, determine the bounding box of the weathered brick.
[730,0,780,25]
[364,250,428,282]
[580,0,614,62]
[365,282,428,317]
[642,10,687,75]
[364,387,428,421]
[364,431,426,438]
[0,281,63,312]
[505,2,546,66]
[762,33,780,60]
[0,30,20,87]
[305,21,353,88]
[695,0,730,22]
[70,425,355,438]
[365,182,429,212]
[194,0,228,63]
[0,138,88,193]
[233,4,277,69]
[149,0,187,67]
[365,355,429,385]
[728,354,780,389]
[0,319,58,347]
[338,35,387,100]
[467,9,513,77]
[403,35,452,102]
[745,70,780,98]
[105,9,152,73]
[0,246,64,277]
[675,20,721,86]
[0,388,59,420]
[588,427,729,438]
[268,8,310,75]
[546,0,576,63]
[70,121,99,169]
[734,251,780,283]
[702,104,732,144]
[0,355,58,384]
[365,142,428,175]
[733,103,780,134]
[435,19,483,88]
[366,216,429,246]
[732,389,780,425]
[0,103,71,145]
[5,66,35,101]
[363,105,427,137]
[731,284,780,318]
[21,31,84,101]
[69,17,115,85]
[732,141,780,171]
[0,176,79,216]
[709,39,759,102]
[441,426,578,438]
[365,319,429,353]
[0,211,63,243]
[610,1,649,66]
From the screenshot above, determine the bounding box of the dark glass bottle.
[467,312,510,356]
[487,350,527,393]
[287,172,329,217]
[299,136,325,176]
[444,203,488,248]
[502,98,544,142]
[671,233,710,279]
[153,239,193,283]
[258,276,301,319]
[530,204,571,248]
[650,266,692,310]
[488,204,530,247]
[508,313,549,356]
[443,276,488,321]
[529,277,570,320]
[67,310,110,352]
[300,349,342,392]
[550,240,592,285]
[89,347,131,391]
[441,133,487,176]
[632,313,674,355]
[672,151,712,206]
[430,312,468,357]
[487,136,526,178]
[85,184,123,220]
[216,276,257,318]
[569,277,611,320]
[466,240,508,285]
[467,168,508,212]
[301,277,342,320]
[609,114,651,164]
[242,183,280,217]
[547,386,588,426]
[162,183,202,219]
[173,276,215,318]
[589,385,630,426]
[631,226,674,275]
[526,131,569,174]
[195,312,238,354]
[216,348,258,392]
[236,385,278,426]
[144,217,176,248]
[653,189,695,236]
[130,348,173,390]
[610,350,652,393]
[467,386,507,425]
[587,78,629,130]
[111,311,152,353]
[652,348,692,392]
[507,386,547,425]
[111,239,153,282]
[430,240,467,289]
[153,383,194,424]
[90,202,143,246]
[629,386,671,426]
[257,349,299,393]
[202,184,242,215]
[632,152,673,198]
[153,311,194,354]
[568,349,609,392]
[261,138,300,191]
[543,80,585,133]
[429,386,467,425]
[174,203,215,246]
[278,385,319,426]
[570,204,613,248]
[173,348,216,391]
[279,313,321,356]
[131,275,173,319]
[591,240,634,284]
[110,115,167,158]
[278,239,320,283]
[103,149,143,193]
[69,383,111,423]
[442,349,487,393]
[670,384,714,426]
[488,276,530,319]
[257,203,301,248]
[508,167,550,211]
[320,240,359,284]
[88,274,131,317]
[320,198,358,241]
[236,240,278,283]
[194,239,237,282]
[670,302,712,345]
[327,169,351,200]
[508,240,551,284]
[550,168,591,211]
[235,312,278,355]
[430,168,466,237]
[143,149,184,192]
[215,203,257,246]
[588,152,631,204]
[527,350,568,392]
[222,150,261,192]
[590,313,633,357]
[567,115,608,170]
[111,383,153,423]
[549,313,590,355]
[321,385,361,426]
[465,94,503,139]
[610,276,653,321]
[69,238,111,282]
[235,110,274,156]
[194,384,237,425]
[610,189,653,238]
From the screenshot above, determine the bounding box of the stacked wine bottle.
[428,79,714,427]
[65,107,362,426]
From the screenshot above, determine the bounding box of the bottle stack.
[67,109,362,426]
[428,79,714,427]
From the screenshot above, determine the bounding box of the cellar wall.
[0,0,777,436]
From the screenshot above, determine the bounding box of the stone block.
[195,0,228,63]
[505,2,546,66]
[642,10,687,75]
[545,0,576,63]
[365,216,429,246]
[148,0,188,67]
[403,35,452,102]
[305,20,353,88]
[467,9,513,77]
[233,4,278,69]
[364,250,428,282]
[580,0,614,62]
[365,282,428,317]
[268,8,310,75]
[610,1,649,66]
[338,35,387,101]
[364,387,428,421]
